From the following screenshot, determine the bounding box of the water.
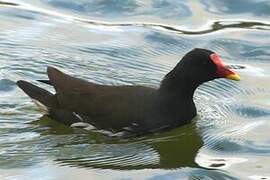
[1,0,270,179]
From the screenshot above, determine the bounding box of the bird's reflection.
[34,116,202,170]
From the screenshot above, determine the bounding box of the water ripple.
[0,1,18,6]
[2,0,270,36]
[1,0,270,179]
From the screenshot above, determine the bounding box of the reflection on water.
[202,0,270,16]
[15,116,201,170]
[42,0,191,19]
[1,0,270,179]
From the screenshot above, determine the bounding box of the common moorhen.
[17,48,240,137]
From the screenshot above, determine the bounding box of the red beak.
[210,53,240,81]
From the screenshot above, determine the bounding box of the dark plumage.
[17,48,240,137]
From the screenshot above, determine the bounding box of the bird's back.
[45,67,157,131]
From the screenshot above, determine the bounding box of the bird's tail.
[17,80,58,108]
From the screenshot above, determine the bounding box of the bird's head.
[172,48,240,83]
[160,48,240,92]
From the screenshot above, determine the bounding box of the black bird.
[17,48,240,137]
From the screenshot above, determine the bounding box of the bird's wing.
[45,66,156,130]
[47,66,96,93]
[55,85,155,131]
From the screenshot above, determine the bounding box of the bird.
[17,48,240,137]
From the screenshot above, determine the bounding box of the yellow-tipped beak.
[225,73,241,81]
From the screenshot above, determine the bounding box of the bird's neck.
[158,74,200,100]
[156,74,199,125]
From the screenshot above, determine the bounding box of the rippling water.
[1,0,270,179]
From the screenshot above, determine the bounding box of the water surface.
[1,0,270,179]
